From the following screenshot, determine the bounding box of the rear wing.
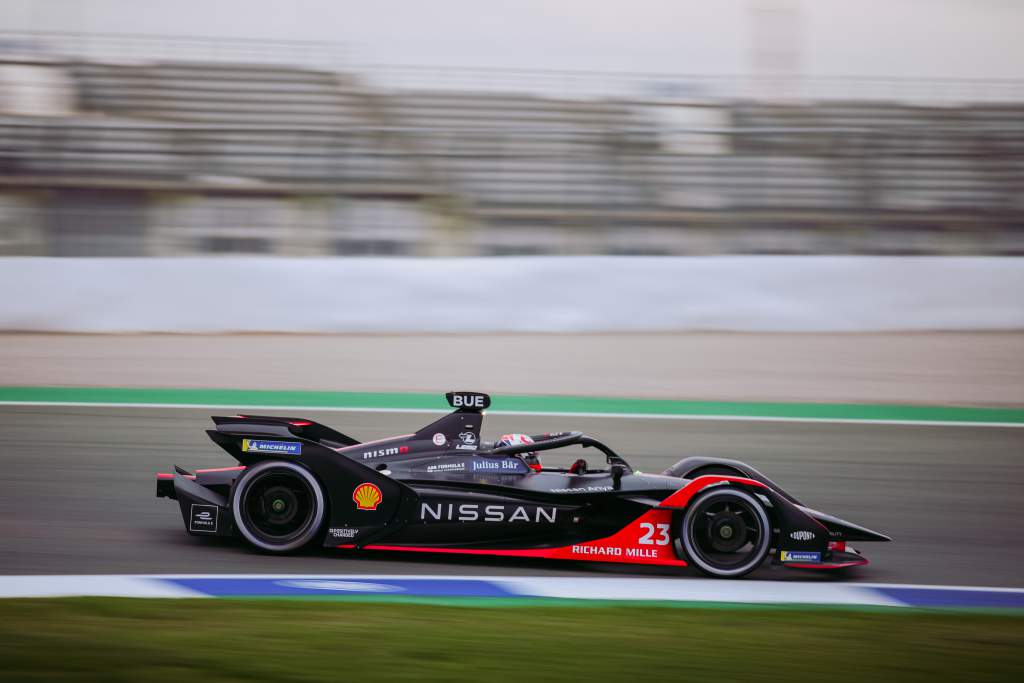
[209,391,492,454]
[211,415,360,448]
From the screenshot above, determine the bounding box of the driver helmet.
[497,433,541,472]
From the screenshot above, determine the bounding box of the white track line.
[0,575,205,599]
[0,400,1020,428]
[1,575,1022,606]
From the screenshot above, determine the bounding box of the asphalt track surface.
[2,405,1022,587]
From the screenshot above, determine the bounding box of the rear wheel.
[232,461,325,553]
[681,487,771,578]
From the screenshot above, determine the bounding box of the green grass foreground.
[0,599,1021,682]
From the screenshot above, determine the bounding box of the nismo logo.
[359,445,409,460]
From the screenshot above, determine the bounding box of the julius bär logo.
[353,483,383,511]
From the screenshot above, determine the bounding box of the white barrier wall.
[1,256,1021,333]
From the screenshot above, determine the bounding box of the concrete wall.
[1,256,1021,333]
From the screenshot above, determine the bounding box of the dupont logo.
[189,504,219,533]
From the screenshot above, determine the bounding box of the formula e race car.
[156,391,890,577]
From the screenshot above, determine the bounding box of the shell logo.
[352,483,383,511]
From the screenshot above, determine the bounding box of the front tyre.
[681,487,771,578]
[232,461,325,553]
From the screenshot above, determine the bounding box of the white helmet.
[496,433,541,471]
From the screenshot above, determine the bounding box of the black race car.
[157,391,890,577]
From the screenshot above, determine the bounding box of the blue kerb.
[164,577,517,598]
[874,587,1024,609]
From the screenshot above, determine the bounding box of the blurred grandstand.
[1,31,1022,256]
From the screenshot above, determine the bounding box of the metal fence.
[1,35,1022,255]
[4,30,1024,104]
[362,64,1024,105]
[0,31,346,70]
[2,120,1020,212]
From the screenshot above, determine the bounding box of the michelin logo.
[780,550,821,563]
[241,439,301,455]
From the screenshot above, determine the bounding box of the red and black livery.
[156,391,890,577]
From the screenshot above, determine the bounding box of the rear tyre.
[681,487,771,578]
[232,460,325,553]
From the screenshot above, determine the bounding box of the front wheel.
[232,461,325,553]
[681,487,771,578]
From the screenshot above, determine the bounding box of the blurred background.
[0,0,1022,258]
[0,8,1023,678]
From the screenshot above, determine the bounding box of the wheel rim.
[683,489,770,577]
[233,462,324,551]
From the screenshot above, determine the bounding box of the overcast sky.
[3,0,1022,79]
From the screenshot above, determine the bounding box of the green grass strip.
[0,598,1020,682]
[1,386,1022,424]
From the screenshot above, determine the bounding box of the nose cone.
[801,506,892,542]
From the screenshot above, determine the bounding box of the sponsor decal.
[789,530,816,541]
[572,545,623,557]
[458,431,478,446]
[329,527,359,539]
[450,393,487,409]
[638,522,671,546]
[432,433,446,447]
[550,485,614,494]
[189,504,219,533]
[352,483,383,511]
[426,462,466,473]
[419,502,557,523]
[570,545,660,559]
[241,439,301,455]
[471,459,523,472]
[361,446,400,460]
[780,550,822,563]
[455,444,478,451]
